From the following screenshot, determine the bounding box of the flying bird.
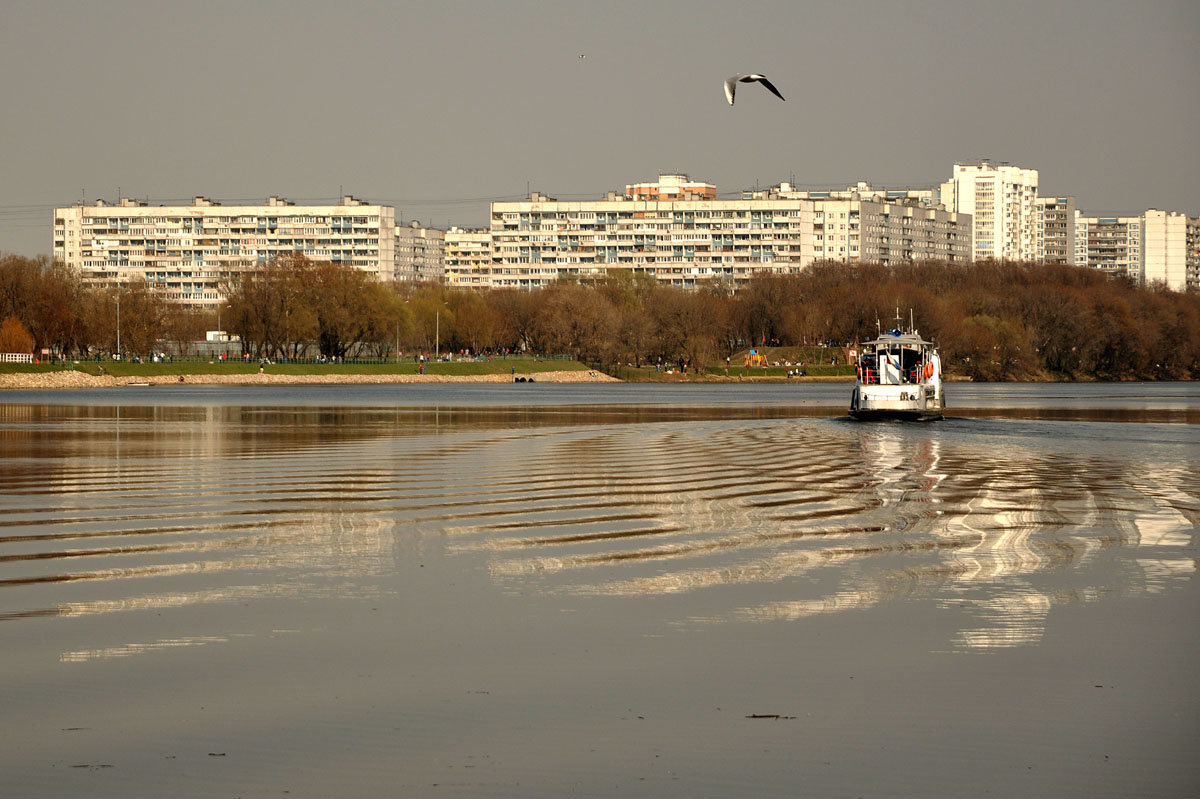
[724,73,786,105]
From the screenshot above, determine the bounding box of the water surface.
[1,384,1197,797]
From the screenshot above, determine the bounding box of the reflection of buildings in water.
[865,433,1197,649]
[1127,481,1197,594]
[483,426,927,601]
[856,428,945,509]
[736,588,882,623]
[1136,559,1195,594]
[0,404,36,423]
[786,433,1194,650]
[40,507,395,662]
[9,411,569,660]
[50,581,305,621]
[60,628,303,664]
[941,491,1047,579]
[479,423,871,585]
[19,405,447,503]
[875,435,1101,650]
[482,421,1198,653]
[61,634,244,663]
[12,409,1197,660]
[948,589,1052,650]
[933,490,1055,650]
[7,494,393,657]
[1129,483,1196,547]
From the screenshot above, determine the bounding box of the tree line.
[2,252,1198,380]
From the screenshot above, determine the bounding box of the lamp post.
[435,310,439,360]
[115,291,121,359]
[397,299,409,365]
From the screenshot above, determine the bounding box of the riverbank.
[0,367,981,391]
[0,368,620,390]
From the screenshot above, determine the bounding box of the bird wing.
[724,76,737,105]
[757,76,785,101]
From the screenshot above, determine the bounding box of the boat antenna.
[910,308,915,334]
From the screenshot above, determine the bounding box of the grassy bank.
[608,345,857,381]
[599,364,856,382]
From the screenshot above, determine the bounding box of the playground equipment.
[744,349,768,368]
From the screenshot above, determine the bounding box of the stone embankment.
[0,370,620,390]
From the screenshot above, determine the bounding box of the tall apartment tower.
[1037,196,1076,265]
[444,227,493,288]
[940,161,1040,261]
[394,220,446,283]
[1076,215,1144,282]
[1074,211,1192,291]
[1142,210,1188,291]
[1074,210,1089,268]
[1187,215,1200,292]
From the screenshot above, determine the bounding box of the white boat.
[849,316,944,421]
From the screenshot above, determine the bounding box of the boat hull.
[848,408,943,422]
[849,385,944,421]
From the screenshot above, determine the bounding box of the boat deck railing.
[858,367,931,386]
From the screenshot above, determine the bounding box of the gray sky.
[1,0,1197,257]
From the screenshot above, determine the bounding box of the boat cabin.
[858,330,936,386]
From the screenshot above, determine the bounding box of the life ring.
[924,362,934,380]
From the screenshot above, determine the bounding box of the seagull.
[724,73,785,105]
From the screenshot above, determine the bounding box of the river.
[1,383,1197,797]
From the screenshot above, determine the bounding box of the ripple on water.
[0,406,1195,656]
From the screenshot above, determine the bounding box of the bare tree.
[0,316,34,354]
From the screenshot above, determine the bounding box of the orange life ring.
[924,362,933,380]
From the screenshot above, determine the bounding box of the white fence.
[2,353,34,363]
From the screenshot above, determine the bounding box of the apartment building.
[1074,210,1089,268]
[394,220,445,283]
[444,227,493,288]
[1187,216,1200,292]
[763,183,971,265]
[941,161,1040,261]
[1142,210,1188,291]
[487,175,815,290]
[458,176,971,289]
[780,181,939,208]
[626,174,717,201]
[1037,196,1076,265]
[53,196,396,305]
[1073,210,1197,291]
[1076,215,1144,281]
